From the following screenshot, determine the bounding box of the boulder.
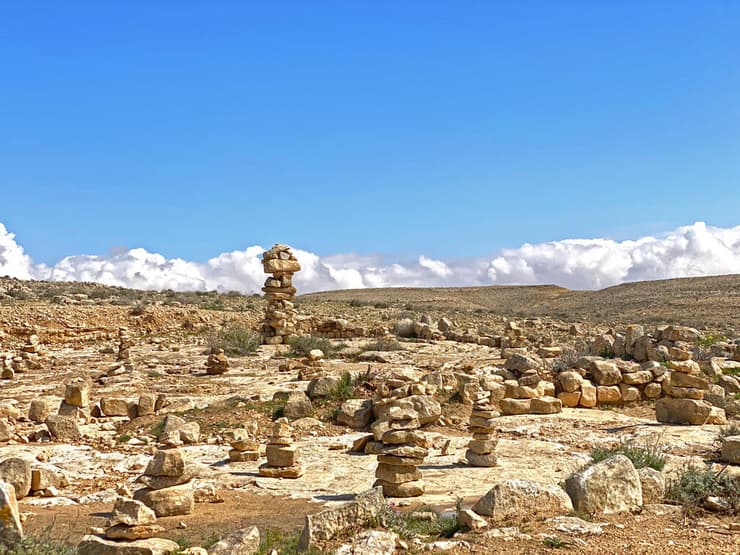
[336,399,373,429]
[472,480,573,520]
[637,467,665,504]
[529,396,562,414]
[78,535,180,555]
[406,395,442,426]
[100,398,130,417]
[28,399,50,422]
[504,353,541,372]
[298,487,385,551]
[0,480,22,547]
[590,361,621,386]
[283,392,313,420]
[499,398,531,415]
[0,421,10,443]
[0,458,31,499]
[45,415,81,441]
[655,398,712,425]
[110,497,157,526]
[558,371,584,393]
[145,449,185,477]
[564,455,642,515]
[134,484,194,517]
[721,436,740,464]
[209,526,260,555]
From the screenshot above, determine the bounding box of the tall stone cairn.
[258,419,304,478]
[261,244,301,345]
[117,327,133,364]
[466,391,499,467]
[371,405,428,497]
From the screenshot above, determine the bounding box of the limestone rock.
[45,414,81,441]
[110,497,157,526]
[283,392,313,420]
[0,458,31,499]
[472,480,573,520]
[105,524,165,541]
[0,480,22,547]
[564,455,642,515]
[145,449,185,477]
[590,361,621,386]
[336,399,373,429]
[134,483,194,517]
[721,436,740,464]
[655,397,712,425]
[298,487,385,551]
[78,535,180,555]
[637,467,665,505]
[208,526,260,555]
[28,399,50,422]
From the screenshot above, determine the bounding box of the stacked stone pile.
[258,419,304,478]
[224,428,260,462]
[589,324,709,364]
[8,334,44,375]
[297,348,325,381]
[313,318,367,339]
[261,244,301,345]
[58,378,92,422]
[466,391,499,467]
[655,360,722,425]
[367,403,427,497]
[1,354,13,379]
[204,348,229,375]
[498,354,561,416]
[134,449,195,517]
[117,327,133,366]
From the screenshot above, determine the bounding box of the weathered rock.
[100,398,130,417]
[78,535,180,555]
[110,497,157,526]
[591,361,621,386]
[458,508,488,531]
[637,467,665,504]
[134,483,194,517]
[265,445,300,467]
[374,479,425,498]
[655,397,712,425]
[145,449,185,477]
[298,487,385,551]
[472,480,573,520]
[529,396,562,414]
[504,353,541,372]
[283,392,313,420]
[105,524,165,541]
[64,380,91,408]
[558,371,584,393]
[45,414,81,441]
[721,436,740,464]
[565,455,642,515]
[0,458,31,499]
[500,398,531,415]
[28,399,50,422]
[407,395,442,426]
[579,381,597,408]
[208,526,260,555]
[0,480,22,547]
[0,421,10,443]
[334,530,398,555]
[336,399,373,429]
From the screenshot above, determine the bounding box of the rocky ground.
[0,276,739,554]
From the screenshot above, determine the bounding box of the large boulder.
[721,436,740,464]
[336,399,373,429]
[655,398,712,425]
[472,480,573,520]
[45,415,81,441]
[283,392,313,420]
[0,459,31,499]
[564,455,642,515]
[134,484,194,517]
[590,361,621,386]
[298,487,385,552]
[0,480,22,547]
[406,395,441,426]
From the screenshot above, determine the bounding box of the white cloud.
[0,221,738,293]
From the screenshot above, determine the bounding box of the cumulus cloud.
[0,221,738,293]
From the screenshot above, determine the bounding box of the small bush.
[362,338,404,352]
[116,434,131,443]
[543,536,570,549]
[379,505,460,539]
[0,536,79,554]
[666,466,740,514]
[258,529,321,555]
[287,335,334,358]
[208,324,261,356]
[591,438,666,471]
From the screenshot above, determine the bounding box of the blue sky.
[1,1,738,268]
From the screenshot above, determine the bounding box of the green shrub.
[208,324,261,356]
[362,338,404,352]
[666,467,740,514]
[379,505,459,539]
[287,335,334,358]
[590,438,666,471]
[0,536,78,554]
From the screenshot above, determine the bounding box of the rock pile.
[258,419,304,478]
[205,348,229,375]
[224,428,260,462]
[655,360,718,425]
[59,378,92,422]
[1,354,13,379]
[134,449,195,517]
[499,354,562,416]
[117,327,133,366]
[103,496,163,541]
[466,391,499,467]
[297,348,325,381]
[261,244,301,345]
[368,403,428,497]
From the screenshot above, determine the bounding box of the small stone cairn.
[297,349,325,381]
[205,348,229,375]
[466,391,499,467]
[1,353,13,379]
[10,334,43,374]
[258,419,304,478]
[224,428,260,462]
[261,244,301,345]
[117,327,133,368]
[370,403,428,497]
[134,449,194,517]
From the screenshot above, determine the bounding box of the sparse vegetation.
[0,536,78,555]
[378,505,460,539]
[116,433,131,443]
[207,323,262,356]
[287,335,335,358]
[258,529,320,555]
[362,337,404,352]
[543,536,570,549]
[591,438,666,471]
[666,466,740,514]
[718,423,740,443]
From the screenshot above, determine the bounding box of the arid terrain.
[1,274,739,554]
